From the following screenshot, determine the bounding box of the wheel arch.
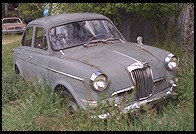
[14,64,20,74]
[53,83,80,106]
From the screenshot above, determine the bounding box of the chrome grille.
[8,27,14,30]
[15,27,22,30]
[131,66,153,100]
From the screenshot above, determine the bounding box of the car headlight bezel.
[90,71,108,92]
[165,53,179,71]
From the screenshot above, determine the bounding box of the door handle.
[29,55,33,59]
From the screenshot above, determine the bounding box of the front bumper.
[84,83,177,119]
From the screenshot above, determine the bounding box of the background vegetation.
[2,3,194,131]
[15,3,182,44]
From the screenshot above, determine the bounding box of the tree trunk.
[183,3,194,59]
[5,3,8,17]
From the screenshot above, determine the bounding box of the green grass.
[2,34,194,131]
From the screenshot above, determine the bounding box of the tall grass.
[2,34,194,131]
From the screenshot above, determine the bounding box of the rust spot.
[82,61,101,70]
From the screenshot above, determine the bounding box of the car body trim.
[164,53,179,70]
[113,50,140,63]
[48,67,85,82]
[111,86,134,97]
[153,77,166,84]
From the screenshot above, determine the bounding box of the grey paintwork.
[13,13,178,118]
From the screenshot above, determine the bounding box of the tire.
[14,65,23,80]
[55,86,79,115]
[61,90,78,114]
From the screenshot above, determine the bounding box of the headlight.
[90,71,108,92]
[165,53,179,70]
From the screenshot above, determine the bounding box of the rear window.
[2,18,22,24]
[22,27,34,47]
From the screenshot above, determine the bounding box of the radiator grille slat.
[131,66,153,100]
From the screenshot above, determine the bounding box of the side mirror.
[137,36,143,45]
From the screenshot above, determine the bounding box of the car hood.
[62,42,168,94]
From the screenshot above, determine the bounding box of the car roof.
[28,13,109,28]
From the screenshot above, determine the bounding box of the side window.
[34,27,48,50]
[22,27,34,47]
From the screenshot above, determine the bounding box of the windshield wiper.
[83,39,104,47]
[103,37,125,43]
[82,37,125,48]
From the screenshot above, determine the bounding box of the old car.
[12,13,179,119]
[2,17,26,34]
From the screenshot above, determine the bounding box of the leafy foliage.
[20,3,176,25]
[15,3,185,45]
[60,3,178,24]
[17,3,44,20]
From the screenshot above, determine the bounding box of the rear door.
[14,26,35,82]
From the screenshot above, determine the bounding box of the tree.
[17,3,44,21]
[182,3,194,62]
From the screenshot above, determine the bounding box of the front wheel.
[55,86,79,115]
[61,90,78,114]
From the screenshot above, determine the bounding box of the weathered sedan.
[13,13,179,119]
[2,17,26,34]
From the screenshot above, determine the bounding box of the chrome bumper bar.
[91,84,177,119]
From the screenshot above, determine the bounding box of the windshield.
[50,19,123,50]
[2,18,22,24]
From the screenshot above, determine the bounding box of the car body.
[12,13,179,119]
[2,17,26,34]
